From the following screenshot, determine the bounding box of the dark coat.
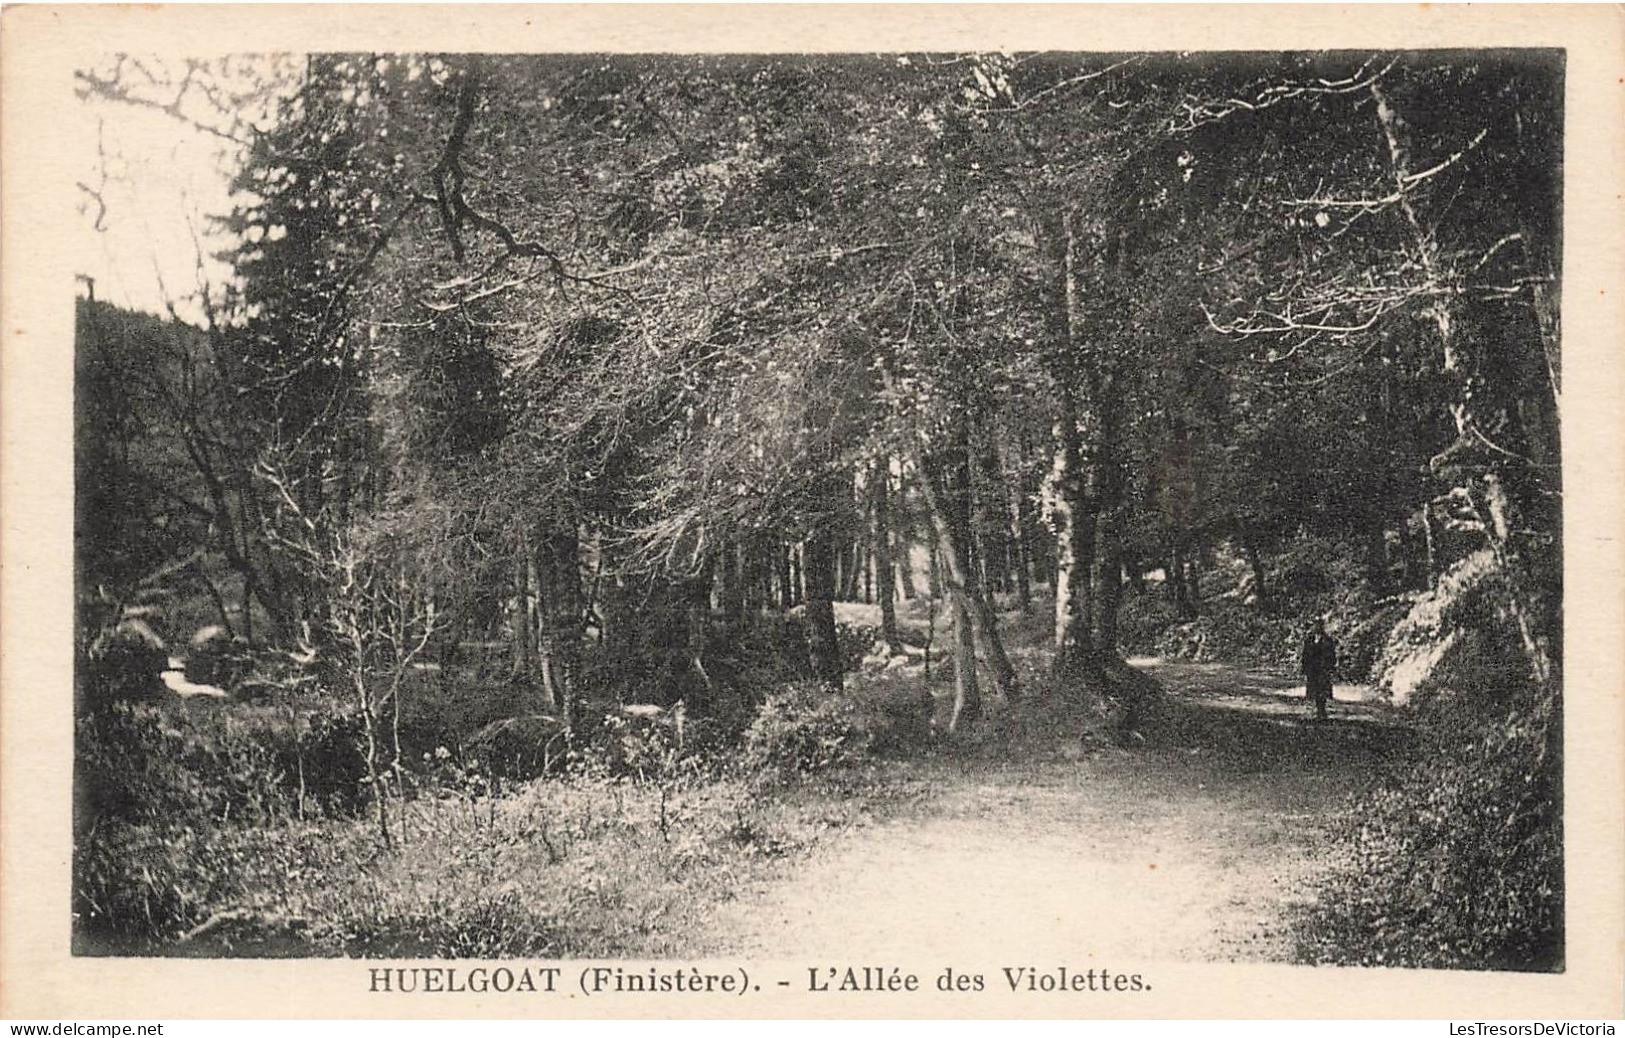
[1302,631,1337,702]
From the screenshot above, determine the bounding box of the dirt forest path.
[697,660,1411,964]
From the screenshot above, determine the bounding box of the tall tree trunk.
[1166,547,1188,615]
[1420,504,1438,582]
[1090,370,1125,661]
[896,517,918,600]
[241,571,256,648]
[972,418,1014,598]
[758,545,769,612]
[197,565,235,639]
[1018,427,1052,592]
[545,527,583,724]
[1373,80,1556,688]
[1040,208,1105,686]
[1244,534,1271,609]
[842,541,863,602]
[1095,542,1122,660]
[1477,476,1557,685]
[920,441,1020,699]
[946,589,981,733]
[834,537,848,601]
[719,540,742,620]
[777,542,793,612]
[531,532,564,716]
[872,457,903,655]
[685,566,716,714]
[1011,489,1033,614]
[789,543,802,607]
[1045,387,1098,683]
[1364,520,1390,595]
[515,532,537,678]
[802,526,844,691]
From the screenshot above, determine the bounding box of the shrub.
[76,702,295,828]
[1371,550,1536,706]
[77,705,211,829]
[331,887,563,958]
[1268,534,1369,606]
[183,628,252,688]
[1332,597,1409,682]
[739,682,864,779]
[74,691,891,958]
[1129,588,1398,682]
[74,820,344,952]
[461,715,570,783]
[557,708,700,784]
[1294,681,1562,971]
[80,630,168,706]
[843,679,937,754]
[834,619,879,670]
[1153,609,1300,671]
[75,821,226,946]
[277,708,371,817]
[75,699,371,831]
[1116,592,1182,656]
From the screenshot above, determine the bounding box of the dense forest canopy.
[79,49,1561,707]
[74,49,1564,969]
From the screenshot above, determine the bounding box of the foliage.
[74,820,345,952]
[835,617,883,670]
[705,615,819,691]
[1152,610,1300,671]
[457,717,568,785]
[73,302,216,604]
[78,626,169,707]
[1296,682,1561,971]
[74,741,880,957]
[1115,591,1184,655]
[1372,549,1518,705]
[1335,597,1414,685]
[76,700,370,833]
[563,710,701,785]
[855,678,940,752]
[739,682,865,780]
[78,48,1563,705]
[1115,532,1411,682]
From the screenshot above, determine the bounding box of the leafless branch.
[1280,128,1488,213]
[75,65,253,145]
[1170,56,1397,133]
[1200,294,1405,337]
[76,182,109,232]
[995,56,1146,113]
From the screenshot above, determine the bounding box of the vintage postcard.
[2,3,1622,1021]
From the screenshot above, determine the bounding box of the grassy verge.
[73,670,940,957]
[104,768,913,958]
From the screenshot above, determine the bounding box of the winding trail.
[698,660,1409,963]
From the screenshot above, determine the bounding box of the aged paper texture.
[3,3,1622,1020]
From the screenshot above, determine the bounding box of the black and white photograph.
[3,3,1622,1022]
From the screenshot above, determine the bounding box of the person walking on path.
[1302,617,1337,722]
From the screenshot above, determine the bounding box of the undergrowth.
[73,664,925,957]
[1293,680,1562,971]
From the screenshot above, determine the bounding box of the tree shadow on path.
[695,657,1420,964]
[1131,658,1416,774]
